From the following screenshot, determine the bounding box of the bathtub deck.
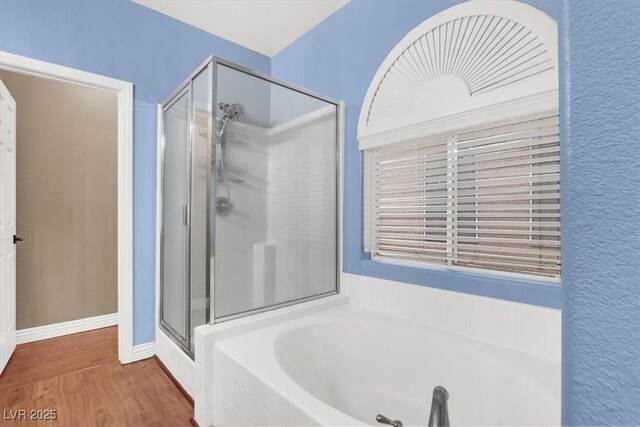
[0,326,194,426]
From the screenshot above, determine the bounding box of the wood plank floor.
[0,327,194,427]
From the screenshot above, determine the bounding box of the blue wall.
[272,0,562,309]
[561,0,640,424]
[0,0,270,345]
[2,1,639,423]
[272,0,640,424]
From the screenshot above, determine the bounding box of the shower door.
[160,90,190,348]
[212,60,340,321]
[160,61,212,355]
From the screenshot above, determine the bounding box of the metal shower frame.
[159,56,342,357]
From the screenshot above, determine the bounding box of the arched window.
[361,1,560,279]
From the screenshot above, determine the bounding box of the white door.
[0,78,17,374]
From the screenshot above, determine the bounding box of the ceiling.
[133,0,349,57]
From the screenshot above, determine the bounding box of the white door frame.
[0,51,135,364]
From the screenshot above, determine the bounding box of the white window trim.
[359,90,558,151]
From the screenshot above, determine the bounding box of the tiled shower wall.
[267,107,337,302]
[213,122,269,317]
[214,107,336,318]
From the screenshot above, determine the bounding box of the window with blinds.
[363,111,561,278]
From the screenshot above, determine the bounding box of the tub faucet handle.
[376,414,403,427]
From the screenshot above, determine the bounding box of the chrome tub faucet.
[428,386,450,427]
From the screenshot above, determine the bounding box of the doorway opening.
[0,52,134,368]
[1,68,118,336]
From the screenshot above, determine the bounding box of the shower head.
[219,103,245,121]
[217,102,245,139]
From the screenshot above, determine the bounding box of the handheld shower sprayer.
[215,102,245,216]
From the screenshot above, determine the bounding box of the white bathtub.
[196,294,560,426]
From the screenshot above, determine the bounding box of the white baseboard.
[132,341,156,362]
[16,313,118,344]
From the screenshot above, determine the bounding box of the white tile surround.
[342,273,561,362]
[194,296,348,426]
[193,272,561,426]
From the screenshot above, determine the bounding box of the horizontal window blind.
[363,110,560,278]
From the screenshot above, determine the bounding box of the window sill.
[358,257,562,309]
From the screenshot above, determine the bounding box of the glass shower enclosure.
[159,57,340,356]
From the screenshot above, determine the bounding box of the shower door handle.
[183,205,190,226]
